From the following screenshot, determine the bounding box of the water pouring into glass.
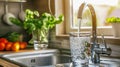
[70,2,112,67]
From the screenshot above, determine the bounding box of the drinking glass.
[70,32,91,67]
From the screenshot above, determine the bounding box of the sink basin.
[1,49,120,67]
[100,57,120,67]
[69,56,120,67]
[87,57,120,67]
[1,49,72,67]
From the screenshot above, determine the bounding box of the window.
[72,0,118,28]
[55,0,120,36]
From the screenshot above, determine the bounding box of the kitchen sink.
[1,49,120,67]
[87,56,120,67]
[70,56,120,67]
[1,49,72,67]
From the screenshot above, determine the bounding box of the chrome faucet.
[77,3,112,63]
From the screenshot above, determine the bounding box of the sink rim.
[1,49,59,58]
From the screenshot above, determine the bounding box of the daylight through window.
[72,0,119,28]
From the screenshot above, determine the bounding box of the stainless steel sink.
[1,49,72,67]
[69,56,120,67]
[1,49,120,67]
[87,57,120,67]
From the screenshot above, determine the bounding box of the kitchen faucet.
[77,3,112,63]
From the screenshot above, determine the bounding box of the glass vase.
[32,30,48,50]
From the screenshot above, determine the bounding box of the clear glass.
[30,30,48,50]
[34,40,48,50]
[34,40,40,50]
[70,32,91,67]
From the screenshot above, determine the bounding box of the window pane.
[72,0,119,28]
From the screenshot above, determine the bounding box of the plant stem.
[36,29,40,42]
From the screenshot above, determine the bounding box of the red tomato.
[5,42,13,51]
[0,42,5,51]
[0,38,8,44]
[20,42,27,49]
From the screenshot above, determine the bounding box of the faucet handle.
[101,34,107,49]
[101,34,112,55]
[106,47,112,56]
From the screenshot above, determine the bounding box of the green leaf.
[106,17,120,23]
[34,11,39,17]
[24,22,36,34]
[9,17,23,26]
[35,20,43,29]
[10,9,64,35]
[7,32,21,42]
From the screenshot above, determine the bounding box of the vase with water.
[31,29,48,50]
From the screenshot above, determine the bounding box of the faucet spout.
[78,3,97,44]
[77,3,112,64]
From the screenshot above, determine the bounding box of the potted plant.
[10,9,64,50]
[106,17,120,37]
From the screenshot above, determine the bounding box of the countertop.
[0,49,33,55]
[0,58,20,67]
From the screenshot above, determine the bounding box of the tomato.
[0,38,8,44]
[20,42,27,49]
[5,42,13,51]
[11,42,20,51]
[0,42,5,51]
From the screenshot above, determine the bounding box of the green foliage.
[6,32,21,42]
[10,9,64,34]
[10,17,23,26]
[106,17,120,23]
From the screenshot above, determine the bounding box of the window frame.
[55,0,113,36]
[68,0,113,36]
